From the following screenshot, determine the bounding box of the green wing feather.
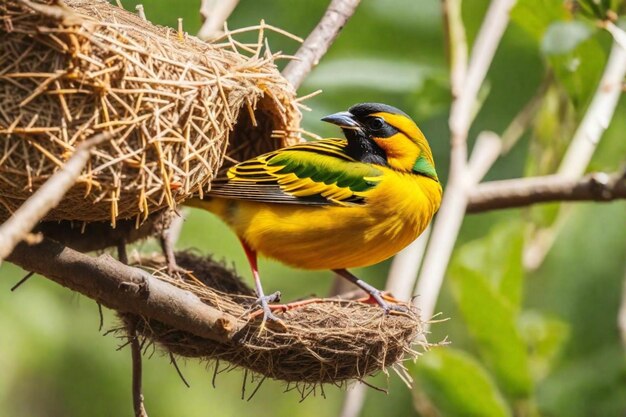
[208,139,383,206]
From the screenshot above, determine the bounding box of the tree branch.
[281,0,362,89]
[7,238,241,343]
[414,0,517,325]
[558,39,626,179]
[197,0,240,40]
[467,170,626,212]
[0,131,114,261]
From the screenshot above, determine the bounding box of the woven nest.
[123,252,426,391]
[0,0,300,224]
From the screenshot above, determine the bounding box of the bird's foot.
[247,296,326,321]
[333,269,409,315]
[252,291,283,323]
[360,291,409,314]
[166,262,189,279]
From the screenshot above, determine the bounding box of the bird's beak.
[321,111,360,130]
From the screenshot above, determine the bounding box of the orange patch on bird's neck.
[372,133,420,172]
[371,112,436,171]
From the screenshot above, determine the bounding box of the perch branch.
[7,238,241,343]
[467,170,626,212]
[282,0,362,89]
[0,131,114,261]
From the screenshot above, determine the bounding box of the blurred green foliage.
[1,0,625,416]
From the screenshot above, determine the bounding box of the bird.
[187,103,442,322]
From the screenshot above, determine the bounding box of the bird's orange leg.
[240,239,282,322]
[333,269,408,313]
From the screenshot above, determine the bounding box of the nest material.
[126,252,425,389]
[0,0,300,224]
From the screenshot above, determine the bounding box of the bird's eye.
[367,117,385,131]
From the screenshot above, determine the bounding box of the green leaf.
[541,21,594,56]
[548,34,606,112]
[410,348,512,417]
[518,311,570,381]
[511,0,569,41]
[454,222,524,309]
[450,225,533,397]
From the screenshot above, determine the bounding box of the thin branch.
[443,0,468,101]
[338,382,368,417]
[169,352,191,388]
[467,170,626,212]
[282,0,362,89]
[10,271,35,292]
[524,30,626,269]
[558,39,626,178]
[135,4,147,21]
[198,0,240,40]
[414,0,517,324]
[449,0,516,149]
[500,71,552,154]
[129,321,149,417]
[7,238,241,343]
[0,131,114,261]
[466,131,503,182]
[385,226,432,298]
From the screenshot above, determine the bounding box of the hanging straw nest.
[0,0,300,225]
[122,252,426,393]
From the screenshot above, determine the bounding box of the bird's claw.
[253,291,283,323]
[369,291,409,315]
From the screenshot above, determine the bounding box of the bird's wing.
[208,139,383,206]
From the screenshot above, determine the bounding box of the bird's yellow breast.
[199,167,442,270]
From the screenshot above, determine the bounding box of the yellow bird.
[188,103,442,321]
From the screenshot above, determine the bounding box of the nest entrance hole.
[225,95,296,170]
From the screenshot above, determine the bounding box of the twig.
[0,131,114,262]
[198,0,240,40]
[524,32,626,268]
[443,0,467,101]
[118,240,129,265]
[10,271,35,292]
[500,71,552,154]
[282,0,362,89]
[158,210,186,275]
[339,227,431,417]
[135,4,146,21]
[414,0,517,324]
[7,238,241,343]
[467,170,626,212]
[558,39,626,179]
[338,382,368,417]
[169,352,191,388]
[385,227,432,298]
[129,321,149,417]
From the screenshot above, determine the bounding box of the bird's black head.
[321,103,437,178]
[321,103,409,140]
[320,103,409,165]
